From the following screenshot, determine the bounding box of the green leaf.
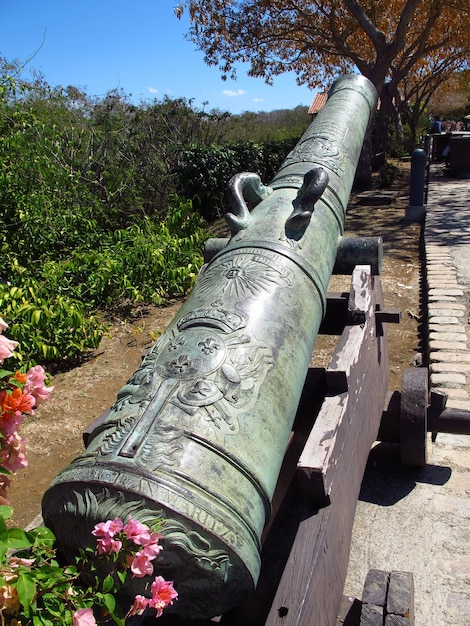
[0,514,9,560]
[29,525,56,546]
[102,573,115,593]
[17,572,37,611]
[0,505,13,520]
[8,526,34,550]
[116,569,127,584]
[102,592,116,613]
[32,309,42,325]
[100,592,125,626]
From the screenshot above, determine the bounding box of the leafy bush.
[377,161,398,188]
[0,61,303,368]
[0,270,102,368]
[0,198,206,369]
[177,144,239,220]
[177,138,297,220]
[42,203,206,307]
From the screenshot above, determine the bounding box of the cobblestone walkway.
[425,171,470,409]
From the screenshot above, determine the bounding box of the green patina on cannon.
[42,75,378,619]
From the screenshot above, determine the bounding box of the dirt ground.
[8,161,422,528]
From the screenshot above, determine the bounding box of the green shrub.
[377,161,398,188]
[0,198,206,369]
[177,138,296,220]
[0,273,102,368]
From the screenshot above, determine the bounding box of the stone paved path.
[344,167,470,626]
[426,171,470,409]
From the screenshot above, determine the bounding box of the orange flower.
[1,387,35,416]
[13,371,26,385]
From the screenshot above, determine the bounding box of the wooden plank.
[360,604,383,625]
[362,569,389,607]
[386,571,414,625]
[347,265,372,324]
[359,570,414,626]
[297,267,388,502]
[296,393,349,503]
[400,368,428,467]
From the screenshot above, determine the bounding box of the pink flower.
[123,518,163,555]
[128,594,150,616]
[0,432,28,472]
[92,518,125,555]
[0,318,8,333]
[0,334,18,362]
[142,532,163,556]
[123,517,152,545]
[0,475,11,505]
[25,365,54,408]
[130,550,154,578]
[9,556,35,568]
[72,608,97,626]
[96,536,122,556]
[0,412,24,438]
[149,576,178,617]
[92,517,123,539]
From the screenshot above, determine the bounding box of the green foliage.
[377,161,398,188]
[178,143,239,220]
[0,198,206,369]
[0,508,88,625]
[0,58,309,366]
[223,105,310,143]
[178,138,297,220]
[41,200,207,307]
[0,274,102,367]
[0,506,171,625]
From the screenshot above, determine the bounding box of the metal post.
[405,148,427,221]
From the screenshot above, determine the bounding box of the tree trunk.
[354,120,374,189]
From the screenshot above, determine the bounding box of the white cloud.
[252,97,263,103]
[223,89,246,97]
[148,87,159,94]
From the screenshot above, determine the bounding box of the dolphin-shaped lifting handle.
[285,167,329,237]
[226,172,273,235]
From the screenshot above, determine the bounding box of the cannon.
[42,75,381,621]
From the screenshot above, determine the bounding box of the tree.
[396,66,469,151]
[178,0,470,182]
[426,69,470,116]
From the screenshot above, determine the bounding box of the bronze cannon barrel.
[42,75,377,619]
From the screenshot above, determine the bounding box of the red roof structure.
[308,90,382,115]
[308,92,328,115]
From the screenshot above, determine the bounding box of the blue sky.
[0,1,317,114]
